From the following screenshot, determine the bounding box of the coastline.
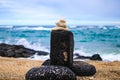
[0,57,120,80]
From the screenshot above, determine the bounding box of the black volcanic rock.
[90,54,102,61]
[0,43,48,58]
[42,59,96,76]
[74,53,102,61]
[71,61,96,76]
[26,65,76,80]
[50,30,74,67]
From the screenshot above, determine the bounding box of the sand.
[0,56,120,80]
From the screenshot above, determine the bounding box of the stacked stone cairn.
[26,30,96,80]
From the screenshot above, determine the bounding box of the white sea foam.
[69,25,77,28]
[101,54,120,61]
[15,38,50,60]
[116,25,120,28]
[98,26,107,29]
[29,53,50,60]
[14,26,30,30]
[14,26,52,30]
[15,38,49,52]
[74,50,88,56]
[31,27,52,30]
[0,25,13,28]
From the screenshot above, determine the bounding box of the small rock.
[90,54,102,61]
[74,53,102,61]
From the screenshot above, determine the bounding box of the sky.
[0,0,120,25]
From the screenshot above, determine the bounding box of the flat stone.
[71,61,96,76]
[26,65,76,80]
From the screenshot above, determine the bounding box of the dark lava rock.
[42,59,96,76]
[71,61,96,76]
[26,65,76,80]
[74,53,102,61]
[0,43,48,58]
[90,54,102,61]
[50,30,74,67]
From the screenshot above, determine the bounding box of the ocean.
[0,25,120,61]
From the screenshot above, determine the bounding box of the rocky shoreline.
[0,43,49,58]
[0,57,120,80]
[0,43,102,61]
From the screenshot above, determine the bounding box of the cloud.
[52,0,120,20]
[0,0,62,19]
[0,0,120,25]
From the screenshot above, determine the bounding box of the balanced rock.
[50,30,74,67]
[26,65,76,80]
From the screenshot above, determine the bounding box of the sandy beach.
[0,57,120,80]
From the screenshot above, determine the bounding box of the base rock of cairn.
[26,65,76,80]
[42,59,96,76]
[71,61,96,76]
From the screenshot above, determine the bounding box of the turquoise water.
[0,25,120,61]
